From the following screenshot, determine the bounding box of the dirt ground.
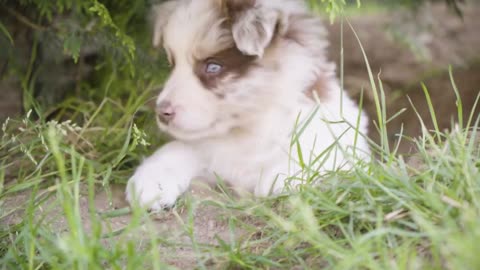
[1,2,480,269]
[327,3,480,153]
[1,181,261,268]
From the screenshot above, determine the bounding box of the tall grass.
[1,13,480,270]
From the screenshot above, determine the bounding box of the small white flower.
[2,117,10,134]
[132,124,150,147]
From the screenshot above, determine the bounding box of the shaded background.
[0,0,478,154]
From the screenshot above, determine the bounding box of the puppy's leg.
[254,157,307,197]
[126,141,201,210]
[253,163,290,197]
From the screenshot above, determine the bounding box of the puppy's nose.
[156,101,175,123]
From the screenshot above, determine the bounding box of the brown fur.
[223,0,256,20]
[283,15,313,46]
[194,47,257,91]
[305,76,330,101]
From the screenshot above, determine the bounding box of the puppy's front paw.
[126,165,183,211]
[125,142,201,211]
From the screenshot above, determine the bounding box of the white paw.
[125,142,200,211]
[126,179,179,211]
[126,167,183,211]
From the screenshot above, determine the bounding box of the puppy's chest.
[197,137,286,183]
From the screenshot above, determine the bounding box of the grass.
[1,16,480,270]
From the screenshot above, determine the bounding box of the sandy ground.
[1,181,263,268]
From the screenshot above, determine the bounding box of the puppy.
[126,0,370,210]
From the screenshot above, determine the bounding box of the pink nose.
[156,101,175,123]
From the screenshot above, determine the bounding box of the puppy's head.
[151,0,309,141]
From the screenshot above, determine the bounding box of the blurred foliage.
[308,0,360,21]
[0,0,166,116]
[308,0,464,20]
[366,0,464,16]
[1,0,149,69]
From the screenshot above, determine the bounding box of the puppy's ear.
[223,0,278,57]
[152,1,178,48]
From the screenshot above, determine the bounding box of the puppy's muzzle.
[156,101,175,124]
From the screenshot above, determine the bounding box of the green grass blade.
[449,66,463,130]
[421,83,441,137]
[0,22,14,45]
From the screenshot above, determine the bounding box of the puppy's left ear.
[152,1,178,48]
[223,0,279,57]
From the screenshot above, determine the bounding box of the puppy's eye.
[205,62,223,74]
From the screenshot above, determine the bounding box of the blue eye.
[205,62,223,74]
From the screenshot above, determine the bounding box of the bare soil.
[1,182,261,269]
[327,3,480,153]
